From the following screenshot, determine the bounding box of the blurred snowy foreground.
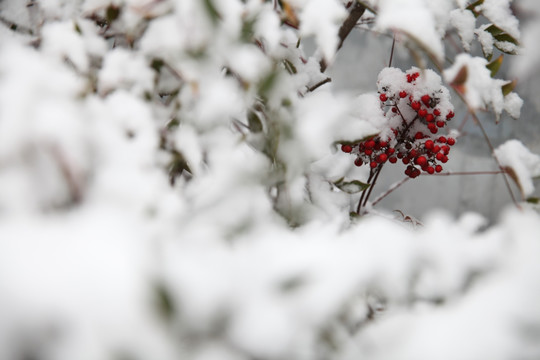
[0,0,540,359]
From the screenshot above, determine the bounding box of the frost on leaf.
[495,140,540,198]
[444,54,522,121]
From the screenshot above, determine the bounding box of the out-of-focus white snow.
[495,139,540,198]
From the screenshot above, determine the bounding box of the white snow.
[495,139,540,198]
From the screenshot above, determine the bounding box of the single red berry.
[379,140,388,147]
[405,167,412,176]
[409,149,418,158]
[441,145,450,154]
[447,137,456,146]
[386,147,395,155]
[354,158,363,167]
[436,121,445,128]
[380,93,387,102]
[438,136,447,143]
[365,140,375,149]
[397,152,404,159]
[402,157,410,164]
[370,161,378,168]
[436,152,444,161]
[426,166,435,174]
[341,144,353,153]
[415,156,427,167]
[425,113,434,122]
[378,153,388,163]
[425,140,434,150]
[433,109,441,116]
[441,155,448,163]
[446,111,455,119]
[389,156,397,163]
[435,165,443,173]
[392,107,398,113]
[399,91,407,98]
[433,145,441,153]
[405,143,412,150]
[411,101,421,111]
[415,132,424,140]
[428,123,438,134]
[421,95,431,106]
[365,149,373,156]
[407,74,413,83]
[418,109,427,117]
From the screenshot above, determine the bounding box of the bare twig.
[429,170,505,176]
[306,77,332,92]
[371,176,410,207]
[388,35,396,67]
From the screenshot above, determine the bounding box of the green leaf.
[247,111,263,133]
[203,0,221,24]
[526,197,540,204]
[106,5,120,23]
[466,0,484,17]
[282,59,297,74]
[485,24,504,36]
[334,179,370,194]
[73,21,82,34]
[502,79,517,96]
[486,54,503,77]
[153,283,175,321]
[257,69,279,99]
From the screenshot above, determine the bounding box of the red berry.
[446,111,455,119]
[379,140,388,147]
[378,153,388,163]
[365,149,373,156]
[438,136,447,143]
[380,93,387,102]
[436,152,444,161]
[415,156,427,167]
[392,107,398,113]
[433,109,441,116]
[411,101,421,111]
[413,72,419,79]
[370,161,378,168]
[425,140,434,150]
[435,165,443,173]
[418,109,428,117]
[428,123,438,134]
[386,147,395,155]
[397,152,404,159]
[389,156,397,163]
[407,74,413,83]
[399,91,407,98]
[402,157,410,165]
[365,140,375,149]
[436,121,445,128]
[447,137,456,146]
[425,113,434,122]
[441,155,448,163]
[421,95,431,106]
[409,149,418,158]
[426,166,435,174]
[441,145,450,154]
[415,132,424,140]
[341,144,353,153]
[354,158,363,167]
[433,145,441,153]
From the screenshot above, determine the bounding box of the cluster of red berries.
[341,67,457,178]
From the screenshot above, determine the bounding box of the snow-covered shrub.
[0,0,539,359]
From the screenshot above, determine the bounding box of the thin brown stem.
[361,165,384,209]
[372,176,410,207]
[429,170,505,176]
[357,168,375,214]
[306,77,332,92]
[388,36,396,67]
